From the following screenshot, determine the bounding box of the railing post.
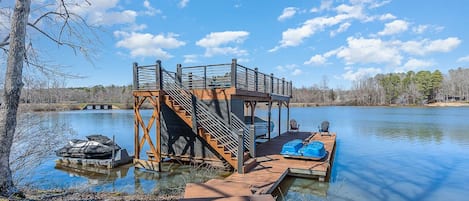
[264,74,267,93]
[204,66,207,89]
[133,62,139,90]
[188,72,193,89]
[290,81,293,97]
[275,78,280,94]
[191,95,198,134]
[237,128,244,174]
[245,67,248,90]
[156,60,163,90]
[176,64,182,87]
[254,68,258,92]
[270,73,274,94]
[282,78,285,95]
[231,58,237,88]
[249,125,256,157]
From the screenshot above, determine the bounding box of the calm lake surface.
[21,107,469,200]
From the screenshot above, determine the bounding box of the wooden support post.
[278,101,282,137]
[133,62,139,90]
[286,101,290,133]
[231,58,237,88]
[249,124,256,157]
[134,96,140,160]
[267,101,272,140]
[237,129,244,174]
[157,94,162,172]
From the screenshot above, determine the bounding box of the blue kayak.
[280,139,327,160]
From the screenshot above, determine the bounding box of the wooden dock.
[183,131,336,200]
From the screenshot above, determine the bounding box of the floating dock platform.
[183,131,336,200]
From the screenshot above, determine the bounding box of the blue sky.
[3,0,469,88]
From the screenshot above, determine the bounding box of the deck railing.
[133,59,293,97]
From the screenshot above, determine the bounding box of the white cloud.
[69,0,137,26]
[342,67,382,81]
[400,37,461,56]
[292,69,303,76]
[304,54,327,65]
[457,55,469,63]
[336,37,402,66]
[271,3,369,51]
[330,22,351,37]
[398,58,434,72]
[183,54,198,63]
[278,7,298,21]
[196,31,249,57]
[115,32,185,59]
[178,0,189,8]
[311,0,333,13]
[143,0,161,16]
[379,13,396,21]
[412,25,428,34]
[412,24,444,34]
[378,20,409,36]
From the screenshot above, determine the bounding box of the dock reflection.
[274,176,330,200]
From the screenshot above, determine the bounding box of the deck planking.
[184,131,336,199]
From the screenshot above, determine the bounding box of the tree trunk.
[0,0,31,196]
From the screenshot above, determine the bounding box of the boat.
[244,116,275,137]
[280,139,327,160]
[56,134,121,159]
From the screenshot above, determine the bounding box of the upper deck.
[132,59,292,102]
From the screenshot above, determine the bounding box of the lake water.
[20,107,469,200]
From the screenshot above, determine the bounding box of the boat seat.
[290,119,300,132]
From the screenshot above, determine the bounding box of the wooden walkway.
[183,131,336,200]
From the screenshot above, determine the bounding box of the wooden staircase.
[160,70,257,171]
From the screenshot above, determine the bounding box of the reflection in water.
[275,176,329,201]
[22,108,469,200]
[54,161,230,194]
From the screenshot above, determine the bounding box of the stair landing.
[184,131,337,199]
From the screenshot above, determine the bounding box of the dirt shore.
[425,102,469,107]
[2,189,182,201]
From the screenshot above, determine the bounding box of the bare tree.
[1,0,96,196]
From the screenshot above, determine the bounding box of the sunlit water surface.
[20,107,469,200]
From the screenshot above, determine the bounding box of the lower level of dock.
[183,131,336,200]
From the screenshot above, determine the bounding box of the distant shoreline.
[19,101,469,112]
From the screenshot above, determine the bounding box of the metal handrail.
[162,70,241,156]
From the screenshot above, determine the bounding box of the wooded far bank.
[7,67,469,111]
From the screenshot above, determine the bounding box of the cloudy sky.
[8,0,469,88]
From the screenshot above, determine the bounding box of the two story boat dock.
[132,59,336,200]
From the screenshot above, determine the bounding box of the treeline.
[292,67,469,105]
[13,67,469,107]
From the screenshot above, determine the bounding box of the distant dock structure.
[82,104,114,110]
[131,59,336,199]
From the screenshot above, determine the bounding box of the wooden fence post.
[254,68,259,92]
[249,125,256,157]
